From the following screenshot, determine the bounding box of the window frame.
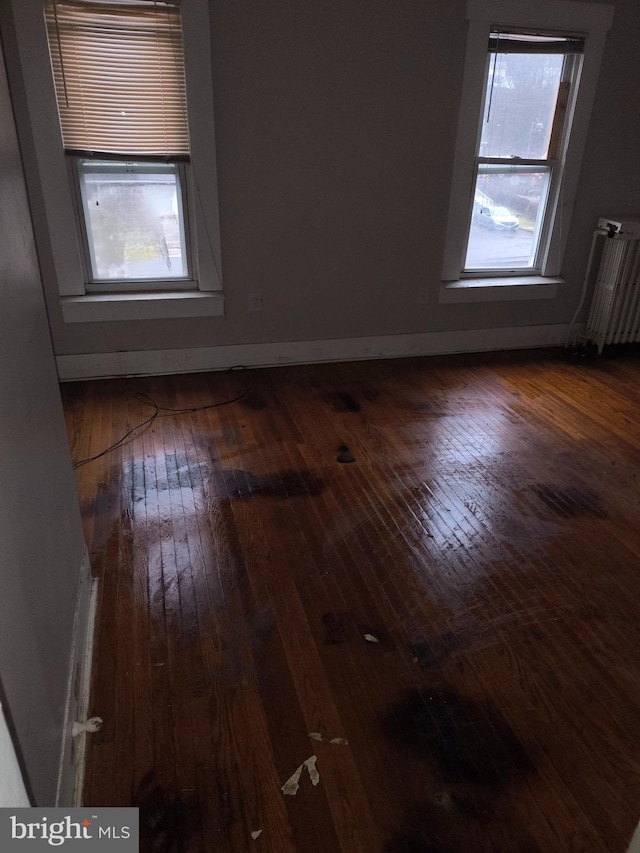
[9,0,224,319]
[441,0,613,284]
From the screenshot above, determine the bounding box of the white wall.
[0,704,29,806]
[560,0,640,292]
[4,0,637,365]
[0,34,88,804]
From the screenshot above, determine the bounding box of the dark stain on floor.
[322,611,347,644]
[220,421,245,448]
[134,772,202,853]
[337,444,356,463]
[382,688,533,787]
[209,469,324,499]
[333,391,361,412]
[530,483,606,518]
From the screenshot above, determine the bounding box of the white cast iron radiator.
[586,220,640,354]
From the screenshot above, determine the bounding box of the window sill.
[439,275,562,303]
[60,290,225,323]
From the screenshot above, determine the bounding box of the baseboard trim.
[56,549,97,807]
[57,323,582,381]
[71,577,99,807]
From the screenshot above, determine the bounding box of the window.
[466,31,582,275]
[45,0,192,291]
[441,0,613,287]
[10,0,223,321]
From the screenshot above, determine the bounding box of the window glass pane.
[480,52,564,159]
[465,170,550,271]
[79,163,188,280]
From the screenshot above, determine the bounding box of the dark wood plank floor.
[61,349,640,853]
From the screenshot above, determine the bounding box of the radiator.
[586,234,640,353]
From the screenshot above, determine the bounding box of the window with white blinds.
[44,0,189,157]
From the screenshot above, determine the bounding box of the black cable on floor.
[72,365,251,469]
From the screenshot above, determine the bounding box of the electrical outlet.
[418,287,429,304]
[249,293,263,312]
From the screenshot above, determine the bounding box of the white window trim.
[441,0,614,285]
[10,0,224,321]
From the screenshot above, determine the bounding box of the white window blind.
[44,0,189,157]
[488,31,585,54]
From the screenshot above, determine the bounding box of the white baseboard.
[71,577,99,807]
[56,549,98,807]
[57,323,582,381]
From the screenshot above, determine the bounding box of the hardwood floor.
[61,348,640,852]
